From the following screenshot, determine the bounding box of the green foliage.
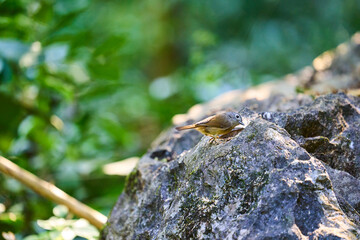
[23,205,98,240]
[0,0,360,237]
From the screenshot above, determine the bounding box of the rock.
[102,35,360,239]
[103,93,360,239]
[267,93,360,178]
[325,165,360,226]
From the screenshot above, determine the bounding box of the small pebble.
[261,112,272,120]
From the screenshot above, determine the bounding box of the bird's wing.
[195,114,229,128]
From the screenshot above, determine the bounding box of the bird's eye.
[235,114,240,119]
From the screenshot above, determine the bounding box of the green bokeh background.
[0,0,360,237]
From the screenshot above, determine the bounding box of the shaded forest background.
[1,0,360,238]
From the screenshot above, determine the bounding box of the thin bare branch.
[0,156,107,229]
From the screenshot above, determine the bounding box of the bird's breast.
[196,126,233,136]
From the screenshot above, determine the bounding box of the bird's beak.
[239,120,245,126]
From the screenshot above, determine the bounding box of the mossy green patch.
[124,169,142,197]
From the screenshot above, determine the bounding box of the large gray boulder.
[102,35,360,239]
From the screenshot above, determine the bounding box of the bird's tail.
[175,124,196,131]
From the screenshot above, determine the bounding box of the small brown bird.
[176,112,244,141]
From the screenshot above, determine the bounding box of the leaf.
[53,205,69,218]
[54,0,90,15]
[0,93,24,134]
[0,57,12,83]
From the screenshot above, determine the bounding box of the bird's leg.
[209,135,222,144]
[215,135,222,143]
[208,136,214,144]
[220,134,232,142]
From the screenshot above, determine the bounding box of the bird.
[175,112,244,142]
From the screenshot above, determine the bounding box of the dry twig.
[0,156,107,229]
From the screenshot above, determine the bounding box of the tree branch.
[0,156,107,230]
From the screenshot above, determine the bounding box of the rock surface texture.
[103,35,360,239]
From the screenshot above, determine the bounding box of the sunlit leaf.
[53,205,68,218]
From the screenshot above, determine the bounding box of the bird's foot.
[208,137,217,144]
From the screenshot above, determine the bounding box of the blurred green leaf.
[0,93,24,134]
[54,0,90,16]
[0,58,13,83]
